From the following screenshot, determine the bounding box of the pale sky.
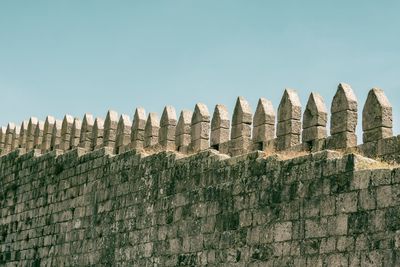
[1,1,399,141]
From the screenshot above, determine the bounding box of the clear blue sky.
[1,1,399,141]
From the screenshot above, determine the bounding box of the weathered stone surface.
[26,117,39,151]
[277,89,302,122]
[232,96,252,126]
[253,98,275,127]
[159,106,177,150]
[33,121,44,149]
[131,107,146,150]
[210,104,230,149]
[362,88,392,143]
[277,89,301,150]
[70,118,82,149]
[331,83,358,113]
[92,117,104,150]
[191,103,210,152]
[41,116,56,152]
[176,110,192,152]
[0,126,5,152]
[103,110,119,149]
[18,120,29,149]
[4,123,16,153]
[302,93,327,143]
[59,115,74,151]
[116,114,132,153]
[329,83,358,149]
[51,119,62,150]
[79,113,94,151]
[144,112,160,148]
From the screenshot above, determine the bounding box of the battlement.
[0,83,398,162]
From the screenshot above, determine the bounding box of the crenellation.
[277,89,302,150]
[190,103,210,152]
[26,117,39,151]
[79,113,94,151]
[41,116,56,153]
[144,112,160,148]
[327,83,358,149]
[92,117,105,150]
[103,110,119,151]
[131,107,146,150]
[175,110,192,153]
[0,85,399,162]
[302,92,328,147]
[33,120,44,149]
[18,120,29,149]
[252,98,275,150]
[210,104,230,151]
[60,114,74,151]
[159,105,177,150]
[362,88,393,143]
[116,114,132,154]
[51,119,62,151]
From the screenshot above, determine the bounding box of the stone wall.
[2,146,400,266]
[2,84,400,266]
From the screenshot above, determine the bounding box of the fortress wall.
[0,84,397,163]
[1,146,400,266]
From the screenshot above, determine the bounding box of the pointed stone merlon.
[41,116,56,153]
[302,93,327,144]
[362,88,392,143]
[159,106,177,150]
[211,104,230,150]
[327,83,358,149]
[252,98,275,149]
[33,121,44,149]
[131,107,146,150]
[51,120,62,150]
[70,118,82,149]
[277,89,302,150]
[92,118,105,150]
[79,113,94,151]
[144,113,160,148]
[18,121,29,149]
[0,126,6,153]
[26,117,39,151]
[103,110,119,152]
[190,103,210,153]
[59,115,74,151]
[175,110,192,153]
[4,123,16,153]
[116,114,132,154]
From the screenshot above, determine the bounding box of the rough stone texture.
[51,120,62,151]
[60,115,74,151]
[92,117,105,150]
[116,114,132,154]
[33,121,44,149]
[328,83,358,149]
[277,89,302,150]
[70,118,82,150]
[41,116,56,153]
[176,110,192,153]
[144,112,160,148]
[79,113,94,151]
[159,106,177,150]
[211,104,230,149]
[362,88,393,143]
[4,123,16,153]
[103,110,119,151]
[0,126,6,152]
[26,117,39,151]
[302,93,328,143]
[131,107,146,150]
[17,121,29,150]
[2,148,400,266]
[230,97,252,156]
[190,103,210,152]
[252,98,275,147]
